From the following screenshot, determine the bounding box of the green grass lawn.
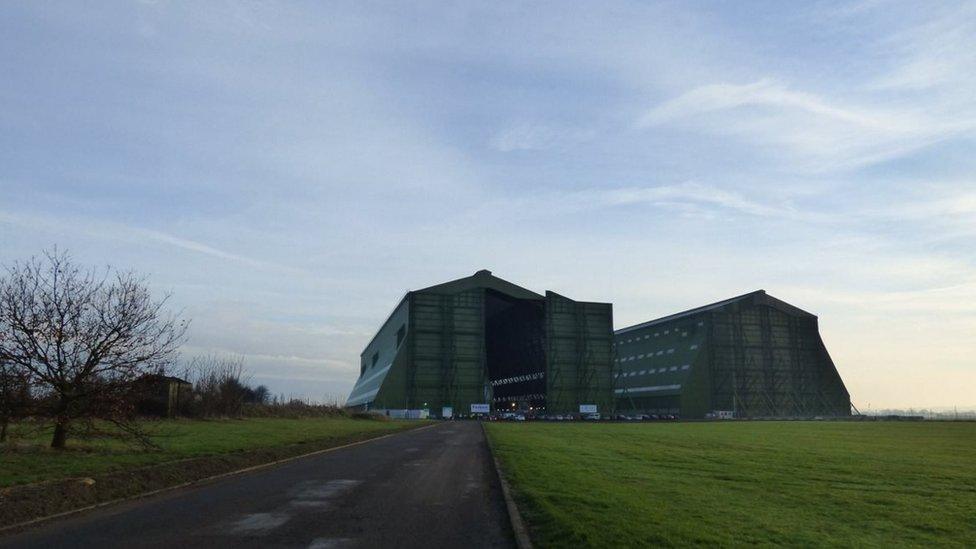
[485,421,976,548]
[1,417,422,487]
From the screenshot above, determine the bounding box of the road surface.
[1,421,515,549]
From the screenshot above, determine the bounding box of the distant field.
[485,421,976,547]
[1,417,422,487]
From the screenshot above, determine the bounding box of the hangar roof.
[417,269,544,300]
[616,290,816,334]
[356,269,542,362]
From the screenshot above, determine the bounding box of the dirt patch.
[0,425,421,528]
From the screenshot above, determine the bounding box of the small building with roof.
[133,374,193,417]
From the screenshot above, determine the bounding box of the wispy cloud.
[588,182,797,219]
[488,123,595,152]
[0,210,303,275]
[491,181,812,222]
[802,280,976,315]
[870,1,976,91]
[639,79,909,131]
[638,78,971,171]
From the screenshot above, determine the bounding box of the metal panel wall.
[707,303,850,417]
[544,292,613,414]
[346,298,409,408]
[613,315,706,416]
[407,290,487,414]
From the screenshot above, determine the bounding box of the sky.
[2,1,975,410]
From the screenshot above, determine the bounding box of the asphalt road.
[1,421,515,549]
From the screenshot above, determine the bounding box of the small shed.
[134,374,193,417]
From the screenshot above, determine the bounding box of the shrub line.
[0,421,440,536]
[482,422,534,549]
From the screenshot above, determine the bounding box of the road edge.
[0,421,441,536]
[481,422,534,549]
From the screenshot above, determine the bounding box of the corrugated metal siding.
[707,302,850,417]
[614,295,851,418]
[405,290,487,413]
[351,273,615,416]
[346,298,409,407]
[372,343,409,409]
[353,273,860,419]
[613,314,706,415]
[545,292,613,414]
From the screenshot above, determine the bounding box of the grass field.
[1,417,422,487]
[486,421,976,548]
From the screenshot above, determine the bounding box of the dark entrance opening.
[484,289,546,410]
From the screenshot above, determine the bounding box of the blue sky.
[2,1,974,409]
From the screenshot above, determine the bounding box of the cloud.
[827,0,891,18]
[490,181,809,222]
[0,210,303,275]
[590,181,795,218]
[637,78,971,172]
[867,187,976,220]
[488,123,595,152]
[870,2,976,91]
[639,79,909,131]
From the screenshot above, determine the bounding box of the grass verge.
[485,421,976,548]
[1,417,425,527]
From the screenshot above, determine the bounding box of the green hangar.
[345,270,614,417]
[613,290,851,419]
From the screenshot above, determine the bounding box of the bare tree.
[182,355,250,417]
[0,250,187,448]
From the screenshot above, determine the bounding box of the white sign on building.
[470,403,490,414]
[579,404,598,414]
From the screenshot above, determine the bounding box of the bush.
[240,400,348,419]
[169,355,352,420]
[351,411,389,421]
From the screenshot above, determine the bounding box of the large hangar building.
[345,270,614,417]
[613,290,851,418]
